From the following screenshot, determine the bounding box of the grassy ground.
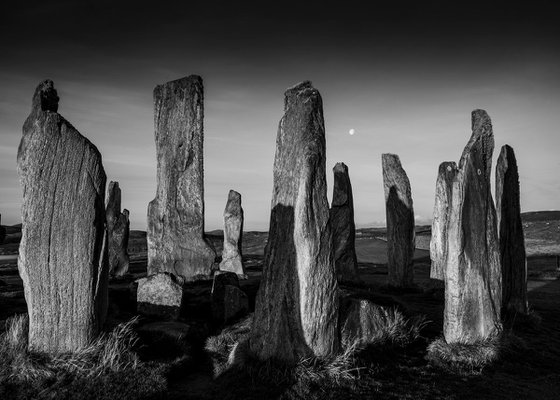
[1,219,559,399]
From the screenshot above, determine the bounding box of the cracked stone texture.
[496,144,528,315]
[147,75,216,280]
[444,109,502,344]
[17,80,108,353]
[382,153,415,288]
[249,81,339,363]
[329,162,361,284]
[219,190,245,277]
[429,161,458,280]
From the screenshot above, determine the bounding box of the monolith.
[105,181,130,277]
[429,162,458,280]
[147,76,216,280]
[219,190,245,277]
[211,271,249,324]
[330,162,360,284]
[137,272,184,320]
[249,81,339,363]
[444,110,502,344]
[496,145,528,314]
[17,80,107,353]
[382,154,415,287]
[0,214,5,244]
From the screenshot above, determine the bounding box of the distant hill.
[521,211,560,222]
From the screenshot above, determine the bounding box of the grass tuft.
[0,314,166,399]
[425,332,526,375]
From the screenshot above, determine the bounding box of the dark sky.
[1,1,559,229]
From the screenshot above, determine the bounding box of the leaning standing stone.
[330,162,361,284]
[382,154,415,288]
[147,76,216,280]
[444,110,502,344]
[496,145,528,315]
[429,162,457,280]
[17,80,108,353]
[249,81,339,363]
[105,181,130,277]
[219,190,245,277]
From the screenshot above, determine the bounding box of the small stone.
[137,272,184,320]
[219,190,246,277]
[105,181,130,277]
[340,298,390,345]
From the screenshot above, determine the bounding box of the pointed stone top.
[471,109,492,134]
[382,153,401,164]
[228,189,241,202]
[32,80,59,113]
[333,162,348,174]
[109,181,120,191]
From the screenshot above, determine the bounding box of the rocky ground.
[0,211,559,399]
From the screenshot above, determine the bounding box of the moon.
[349,128,355,136]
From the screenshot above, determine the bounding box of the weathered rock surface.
[105,181,130,277]
[444,110,502,344]
[211,271,249,324]
[219,190,245,277]
[17,80,108,353]
[147,75,216,280]
[382,154,415,288]
[429,162,458,280]
[496,145,528,315]
[249,81,339,363]
[137,272,184,320]
[330,163,361,284]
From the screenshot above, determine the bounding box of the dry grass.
[425,333,527,375]
[0,314,167,399]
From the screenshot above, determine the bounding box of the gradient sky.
[1,1,559,230]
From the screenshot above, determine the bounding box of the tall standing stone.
[219,190,245,277]
[17,80,108,353]
[382,154,415,288]
[330,162,361,284]
[496,145,528,315]
[147,76,216,280]
[0,213,5,244]
[249,81,339,363]
[444,110,502,344]
[429,162,458,280]
[105,181,130,277]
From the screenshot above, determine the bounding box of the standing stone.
[147,76,216,280]
[444,110,502,344]
[330,162,361,284]
[0,214,5,244]
[496,145,528,315]
[17,80,107,353]
[382,154,415,288]
[219,190,245,277]
[249,81,339,363]
[429,162,458,280]
[105,181,130,277]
